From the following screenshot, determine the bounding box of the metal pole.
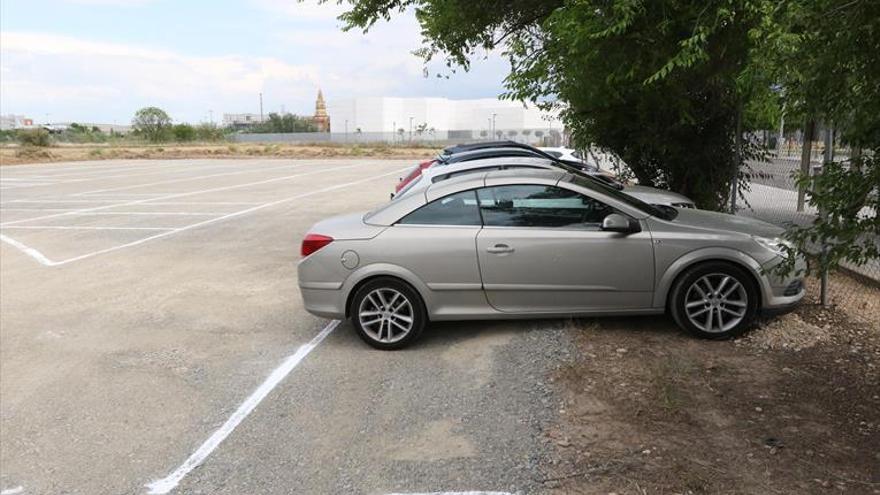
[819,123,834,306]
[259,93,264,123]
[777,108,785,158]
[392,121,396,144]
[409,117,413,142]
[492,113,497,139]
[730,104,742,213]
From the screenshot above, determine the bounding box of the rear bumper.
[300,287,346,319]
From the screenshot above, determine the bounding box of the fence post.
[729,104,742,214]
[819,123,834,306]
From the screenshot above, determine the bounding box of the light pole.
[259,93,264,123]
[409,117,414,142]
[345,119,349,142]
[487,118,492,140]
[392,120,396,144]
[492,113,497,139]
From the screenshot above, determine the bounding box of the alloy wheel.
[357,288,414,344]
[684,273,748,333]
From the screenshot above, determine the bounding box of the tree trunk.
[797,119,815,212]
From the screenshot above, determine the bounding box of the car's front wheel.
[351,277,426,350]
[670,262,759,339]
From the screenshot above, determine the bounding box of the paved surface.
[0,159,572,495]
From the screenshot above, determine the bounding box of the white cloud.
[0,32,322,122]
[251,0,347,21]
[63,0,156,6]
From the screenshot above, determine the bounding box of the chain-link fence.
[738,154,880,325]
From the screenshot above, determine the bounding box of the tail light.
[301,233,333,257]
[394,160,436,192]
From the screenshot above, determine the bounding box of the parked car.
[396,156,696,209]
[394,141,596,194]
[299,168,805,349]
[538,146,587,163]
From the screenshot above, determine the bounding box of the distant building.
[326,97,563,142]
[223,113,264,129]
[1,114,35,131]
[312,90,331,132]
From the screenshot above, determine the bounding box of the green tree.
[766,0,880,281]
[343,0,777,209]
[132,107,172,143]
[251,113,317,133]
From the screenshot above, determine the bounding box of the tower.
[313,89,330,132]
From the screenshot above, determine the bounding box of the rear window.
[397,190,481,226]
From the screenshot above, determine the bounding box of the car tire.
[350,277,426,350]
[669,261,759,340]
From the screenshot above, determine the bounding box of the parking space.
[0,159,567,495]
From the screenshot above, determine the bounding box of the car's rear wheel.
[351,277,426,350]
[670,262,759,339]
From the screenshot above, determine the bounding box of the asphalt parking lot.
[0,159,572,495]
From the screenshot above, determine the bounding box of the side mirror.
[602,213,640,234]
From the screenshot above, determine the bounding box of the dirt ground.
[542,296,880,495]
[0,142,438,165]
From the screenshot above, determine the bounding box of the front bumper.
[761,254,807,310]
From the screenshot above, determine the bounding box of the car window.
[398,190,482,226]
[544,150,563,158]
[477,185,616,229]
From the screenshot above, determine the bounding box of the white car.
[539,147,588,163]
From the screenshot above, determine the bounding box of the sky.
[0,0,510,124]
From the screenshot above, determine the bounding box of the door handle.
[487,244,515,254]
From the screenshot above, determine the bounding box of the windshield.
[566,173,676,220]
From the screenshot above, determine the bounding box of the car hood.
[670,207,784,238]
[624,185,693,206]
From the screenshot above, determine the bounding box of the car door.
[475,183,655,313]
[383,189,486,317]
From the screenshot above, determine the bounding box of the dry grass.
[543,304,880,494]
[0,142,439,165]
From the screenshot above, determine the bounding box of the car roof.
[442,140,518,155]
[391,156,556,201]
[443,147,541,164]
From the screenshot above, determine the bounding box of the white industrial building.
[326,97,564,143]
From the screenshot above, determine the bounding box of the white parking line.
[387,492,515,495]
[75,212,224,216]
[0,163,236,188]
[72,162,297,196]
[0,234,54,266]
[1,200,262,205]
[0,162,365,227]
[0,166,407,266]
[0,486,24,495]
[2,226,174,231]
[145,320,340,495]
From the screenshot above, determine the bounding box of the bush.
[171,124,196,142]
[194,123,226,142]
[17,129,51,147]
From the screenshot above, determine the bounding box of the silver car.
[299,169,805,349]
[396,157,696,208]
